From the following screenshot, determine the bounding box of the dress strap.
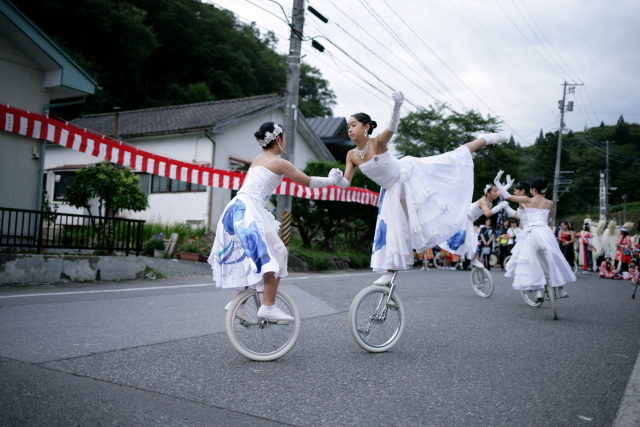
[261,157,277,167]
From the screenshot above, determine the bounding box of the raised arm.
[275,159,348,188]
[373,91,404,148]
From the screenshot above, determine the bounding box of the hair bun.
[254,130,265,140]
[369,121,378,131]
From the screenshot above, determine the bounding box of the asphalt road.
[0,268,638,426]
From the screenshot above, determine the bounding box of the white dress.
[208,166,287,291]
[361,146,474,272]
[505,208,576,290]
[440,202,485,260]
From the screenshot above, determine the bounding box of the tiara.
[256,124,283,147]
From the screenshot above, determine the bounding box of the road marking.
[0,270,419,299]
[0,283,213,299]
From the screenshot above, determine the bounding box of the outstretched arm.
[373,91,404,148]
[276,159,346,188]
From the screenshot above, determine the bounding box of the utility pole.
[551,81,582,226]
[276,0,305,246]
[622,194,627,223]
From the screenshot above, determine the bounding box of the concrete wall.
[0,254,147,284]
[0,32,49,211]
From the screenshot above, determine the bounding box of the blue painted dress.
[208,166,287,291]
[360,147,474,272]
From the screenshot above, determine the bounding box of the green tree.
[18,0,336,116]
[298,63,336,117]
[64,162,148,218]
[394,102,502,156]
[292,161,378,251]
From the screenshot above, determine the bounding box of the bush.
[176,234,215,256]
[143,233,166,256]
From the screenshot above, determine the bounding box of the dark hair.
[560,221,569,227]
[254,122,284,149]
[484,184,497,196]
[515,181,531,197]
[622,229,630,237]
[583,223,590,231]
[530,177,549,194]
[351,113,378,134]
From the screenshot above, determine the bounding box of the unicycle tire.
[349,285,404,353]
[225,289,300,361]
[470,267,494,297]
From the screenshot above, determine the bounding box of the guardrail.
[0,207,144,255]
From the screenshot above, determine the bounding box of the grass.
[288,234,371,271]
[144,266,167,279]
[142,222,208,244]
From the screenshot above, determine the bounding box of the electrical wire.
[447,0,556,118]
[516,0,583,83]
[375,0,530,143]
[492,0,567,81]
[362,0,469,111]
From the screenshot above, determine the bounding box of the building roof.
[0,0,97,100]
[306,117,347,138]
[73,94,284,139]
[72,94,335,161]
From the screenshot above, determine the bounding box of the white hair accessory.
[483,184,492,194]
[256,123,283,147]
[620,227,629,232]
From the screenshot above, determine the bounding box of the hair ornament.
[256,123,283,147]
[484,184,492,194]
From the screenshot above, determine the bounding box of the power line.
[508,0,579,83]
[581,86,602,124]
[516,0,583,83]
[493,0,567,81]
[358,0,470,111]
[447,0,556,118]
[374,0,531,143]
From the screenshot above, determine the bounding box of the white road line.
[0,270,419,299]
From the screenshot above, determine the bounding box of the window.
[53,172,77,201]
[150,175,206,193]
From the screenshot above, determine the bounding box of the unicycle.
[225,288,300,361]
[521,284,558,320]
[470,267,494,297]
[349,271,405,352]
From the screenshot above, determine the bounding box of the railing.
[0,207,145,255]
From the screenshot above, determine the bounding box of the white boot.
[478,133,508,145]
[471,258,485,269]
[558,288,569,298]
[535,290,544,302]
[257,304,294,321]
[373,272,394,285]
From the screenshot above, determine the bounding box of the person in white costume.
[208,122,349,321]
[439,183,509,269]
[493,172,576,301]
[342,91,508,285]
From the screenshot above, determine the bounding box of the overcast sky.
[205,0,640,147]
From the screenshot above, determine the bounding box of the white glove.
[504,205,517,217]
[309,169,344,188]
[493,170,512,199]
[387,91,404,133]
[478,133,508,145]
[329,168,350,188]
[490,201,509,215]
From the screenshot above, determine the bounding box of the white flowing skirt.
[505,225,576,290]
[371,146,474,272]
[208,194,287,291]
[439,215,478,260]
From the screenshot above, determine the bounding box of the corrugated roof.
[306,117,346,138]
[72,94,283,139]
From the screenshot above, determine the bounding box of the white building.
[45,94,335,229]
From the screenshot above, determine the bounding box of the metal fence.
[0,207,145,255]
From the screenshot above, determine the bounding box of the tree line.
[17,0,336,118]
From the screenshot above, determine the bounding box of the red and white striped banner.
[1,104,379,206]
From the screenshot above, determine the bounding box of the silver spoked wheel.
[434,256,459,270]
[225,289,300,361]
[522,290,543,307]
[470,267,494,298]
[349,285,404,353]
[548,285,558,320]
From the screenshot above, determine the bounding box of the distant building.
[306,117,354,163]
[0,0,97,211]
[46,95,335,229]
